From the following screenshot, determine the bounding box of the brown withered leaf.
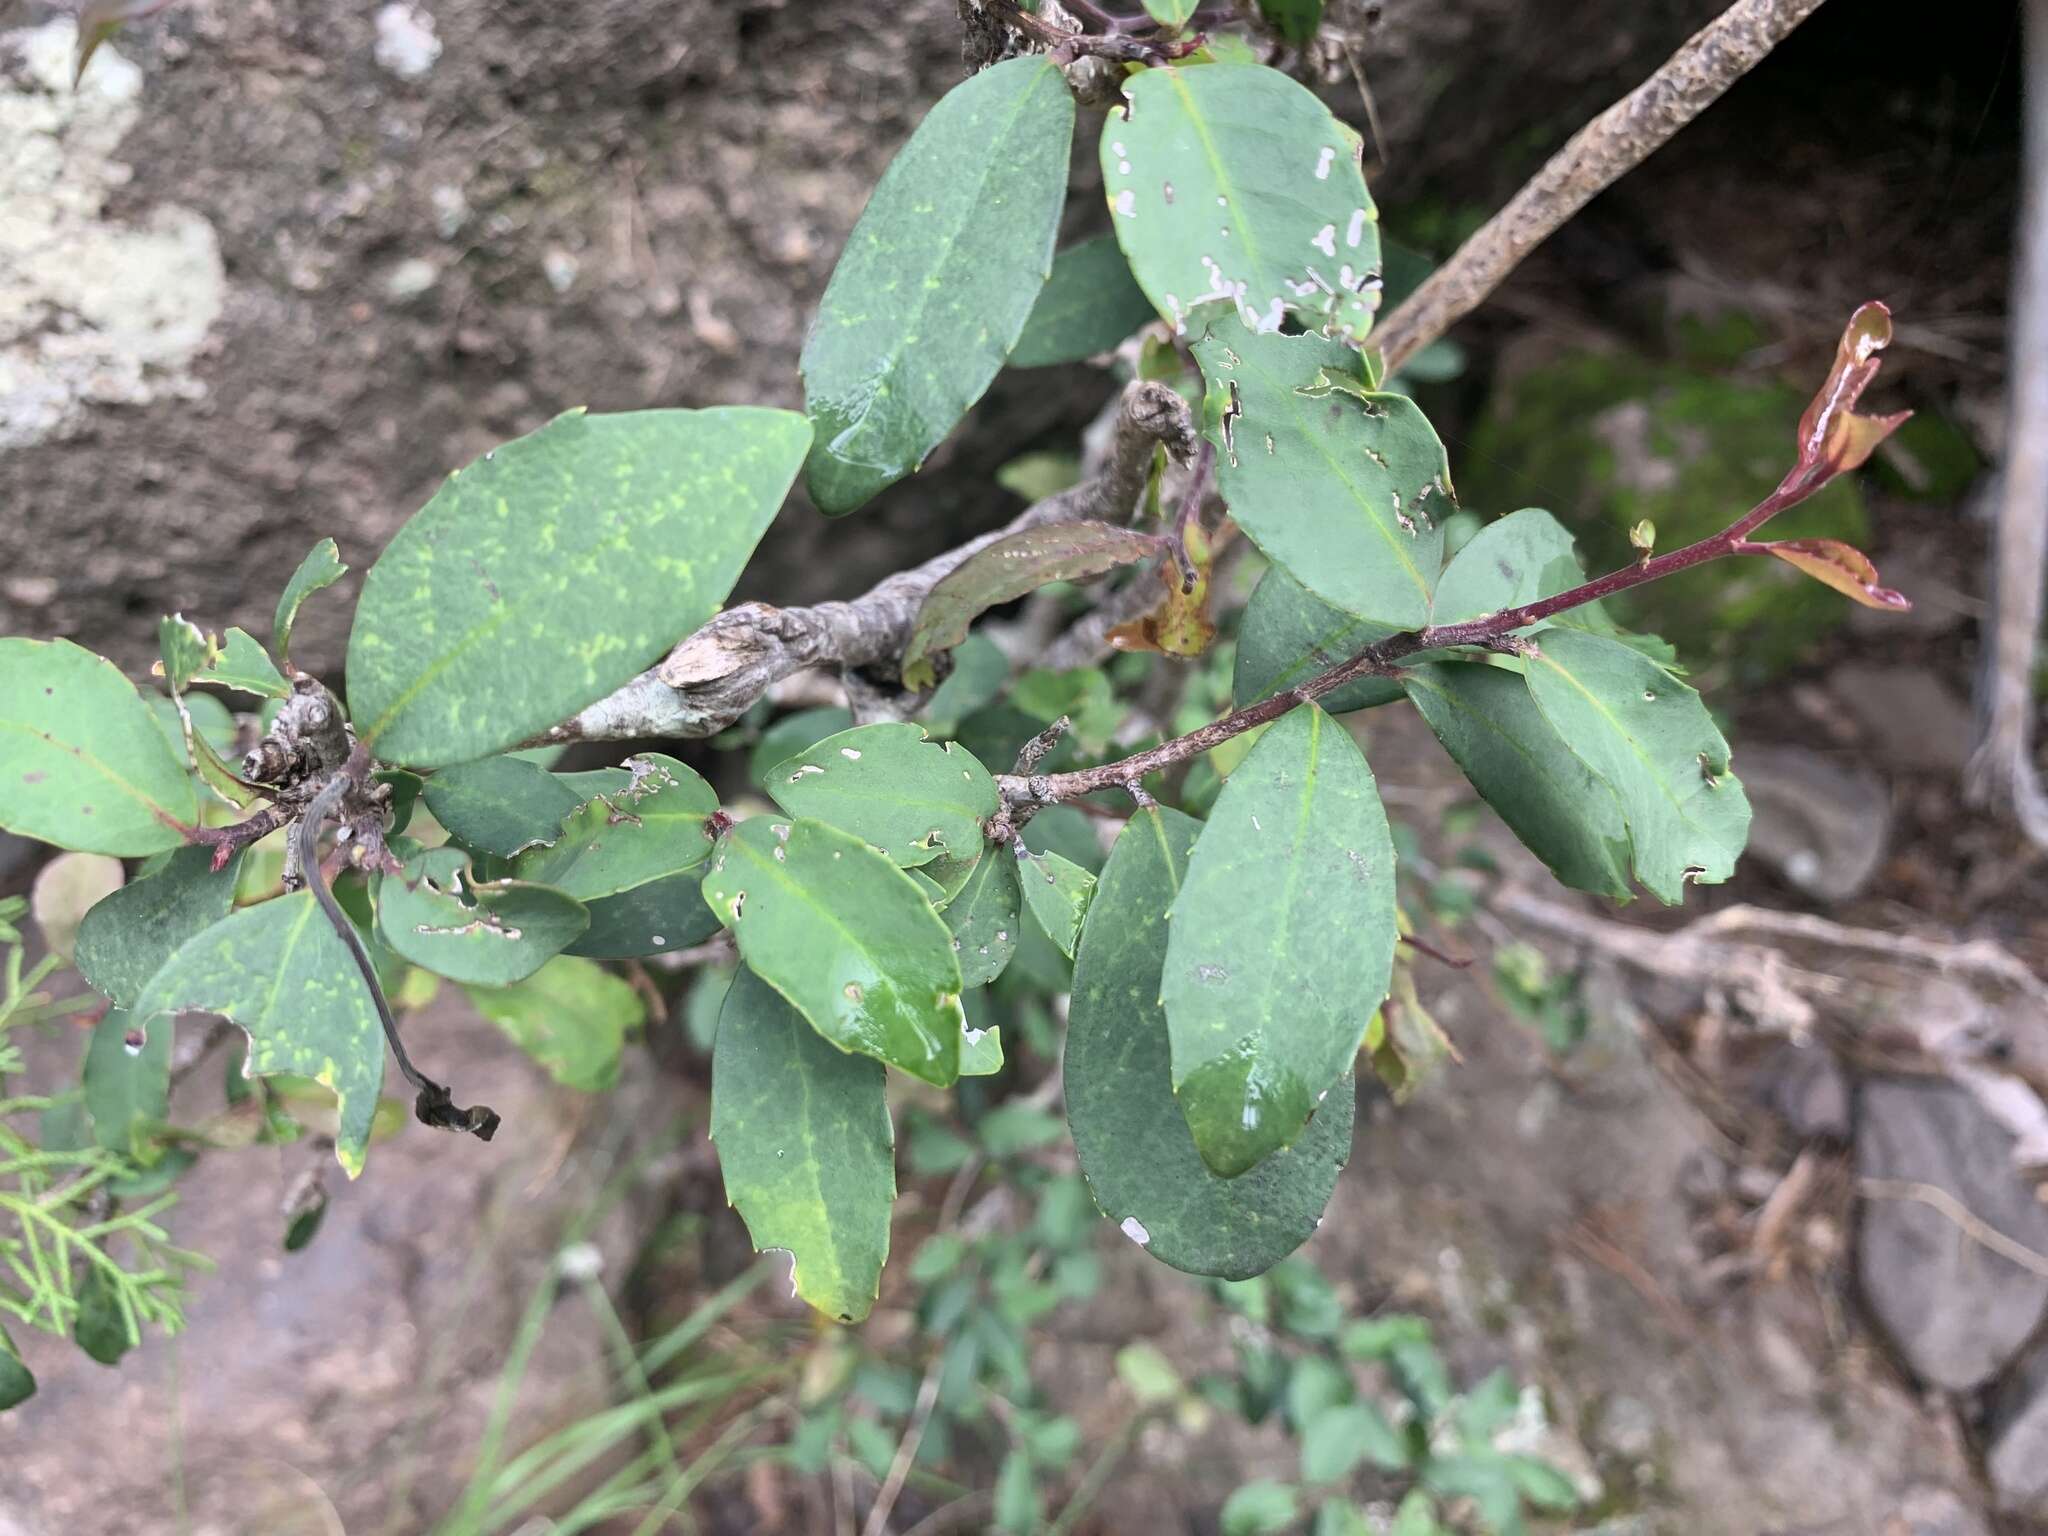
[1752,537,1912,612]
[1108,520,1217,657]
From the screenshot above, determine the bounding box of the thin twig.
[1857,1178,2048,1280]
[861,1355,946,1536]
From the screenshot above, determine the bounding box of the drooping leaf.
[802,55,1075,515]
[346,407,812,768]
[1523,627,1751,904]
[903,523,1164,689]
[1401,662,1631,899]
[1256,0,1324,46]
[1752,538,1912,611]
[1196,330,1448,628]
[1066,807,1353,1279]
[1233,565,1402,714]
[0,639,198,855]
[199,627,290,699]
[566,872,723,959]
[701,818,964,1086]
[1162,704,1394,1175]
[83,1006,171,1156]
[1430,508,1583,626]
[75,844,243,1009]
[274,537,349,667]
[1009,234,1158,368]
[1108,521,1216,657]
[711,969,895,1323]
[943,841,1023,988]
[766,724,998,867]
[1102,63,1381,341]
[516,754,720,898]
[421,755,586,858]
[376,845,588,986]
[133,892,385,1176]
[463,955,641,1092]
[0,1324,34,1411]
[1017,847,1094,960]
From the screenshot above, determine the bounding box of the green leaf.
[157,617,259,811]
[1401,662,1631,899]
[83,1006,171,1155]
[922,633,1010,735]
[1505,1455,1579,1512]
[1066,807,1353,1279]
[711,969,894,1323]
[0,638,198,854]
[566,872,723,959]
[1010,234,1158,368]
[1315,1499,1374,1536]
[1283,1354,1352,1431]
[134,892,384,1176]
[1103,63,1379,341]
[1142,0,1199,25]
[1234,565,1402,714]
[421,755,584,858]
[945,844,1022,987]
[463,954,642,1092]
[993,1450,1040,1535]
[1163,705,1395,1175]
[1017,847,1094,959]
[1430,508,1582,626]
[158,613,210,693]
[1302,1401,1409,1482]
[516,754,720,898]
[1220,1479,1300,1536]
[1391,1489,1447,1536]
[0,1324,34,1411]
[765,723,998,867]
[802,55,1075,514]
[274,537,349,666]
[1257,0,1324,46]
[1197,330,1449,628]
[702,818,964,1086]
[959,1009,1004,1076]
[347,407,812,767]
[1420,1456,1525,1536]
[1523,628,1751,903]
[1116,1340,1183,1403]
[903,521,1163,690]
[73,1263,131,1365]
[73,845,241,1008]
[749,707,855,790]
[376,845,588,985]
[200,627,290,699]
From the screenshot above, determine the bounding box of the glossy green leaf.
[1163,705,1394,1175]
[903,523,1162,689]
[1017,847,1094,959]
[274,537,349,666]
[1066,807,1353,1279]
[422,755,585,858]
[702,818,964,1086]
[748,707,856,790]
[347,407,811,768]
[376,845,587,985]
[516,754,720,898]
[567,872,722,959]
[766,724,997,868]
[1009,234,1158,368]
[712,969,894,1323]
[1401,662,1632,899]
[802,55,1075,514]
[463,955,641,1092]
[960,1012,1004,1076]
[1234,565,1402,714]
[945,844,1022,988]
[1197,330,1448,628]
[1302,1401,1409,1482]
[0,1325,34,1411]
[75,844,243,1009]
[83,1006,170,1155]
[1430,508,1581,626]
[0,638,197,854]
[1257,0,1324,45]
[1523,628,1751,904]
[1103,63,1378,340]
[200,627,290,698]
[134,892,384,1176]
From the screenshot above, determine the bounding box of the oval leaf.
[346,407,812,768]
[702,818,965,1086]
[1162,704,1394,1176]
[1234,565,1402,713]
[802,55,1075,515]
[421,755,586,859]
[944,842,1022,988]
[463,955,641,1092]
[1018,846,1094,960]
[376,845,588,986]
[1430,508,1583,626]
[1067,806,1353,1279]
[1523,627,1751,904]
[274,537,349,666]
[1103,63,1379,340]
[0,1325,34,1412]
[1754,537,1912,611]
[766,723,998,867]
[1009,234,1158,368]
[516,754,720,899]
[712,969,895,1323]
[75,844,243,1009]
[567,872,723,960]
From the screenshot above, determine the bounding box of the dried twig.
[1857,1177,2048,1280]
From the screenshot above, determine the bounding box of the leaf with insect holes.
[1010,235,1158,368]
[944,843,1022,988]
[712,968,895,1323]
[134,892,385,1177]
[802,55,1074,515]
[903,523,1164,689]
[1018,847,1095,960]
[274,538,349,667]
[1256,0,1324,45]
[75,845,243,1010]
[0,638,197,855]
[702,818,965,1086]
[1067,807,1354,1279]
[1752,538,1912,611]
[1102,62,1381,342]
[1234,566,1402,714]
[1162,704,1395,1175]
[766,724,999,869]
[346,408,810,769]
[422,755,585,858]
[515,754,720,899]
[463,956,641,1092]
[1430,508,1584,627]
[1791,301,1913,486]
[1523,627,1750,904]
[1109,520,1216,657]
[376,845,587,986]
[1197,329,1448,629]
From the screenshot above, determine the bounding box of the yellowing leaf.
[1753,538,1912,611]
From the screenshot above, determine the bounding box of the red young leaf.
[1753,537,1913,612]
[1791,301,1912,485]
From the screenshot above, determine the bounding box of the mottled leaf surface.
[377,845,587,985]
[766,724,997,868]
[1162,705,1393,1175]
[1430,508,1582,626]
[712,970,894,1323]
[516,754,720,899]
[464,956,640,1092]
[944,842,1022,988]
[702,818,964,1086]
[347,407,811,768]
[1524,627,1751,904]
[802,56,1074,514]
[422,755,585,858]
[75,844,242,1009]
[274,537,348,666]
[1009,234,1157,368]
[1233,566,1401,713]
[84,1006,170,1155]
[1067,808,1352,1279]
[1018,847,1094,960]
[0,639,196,855]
